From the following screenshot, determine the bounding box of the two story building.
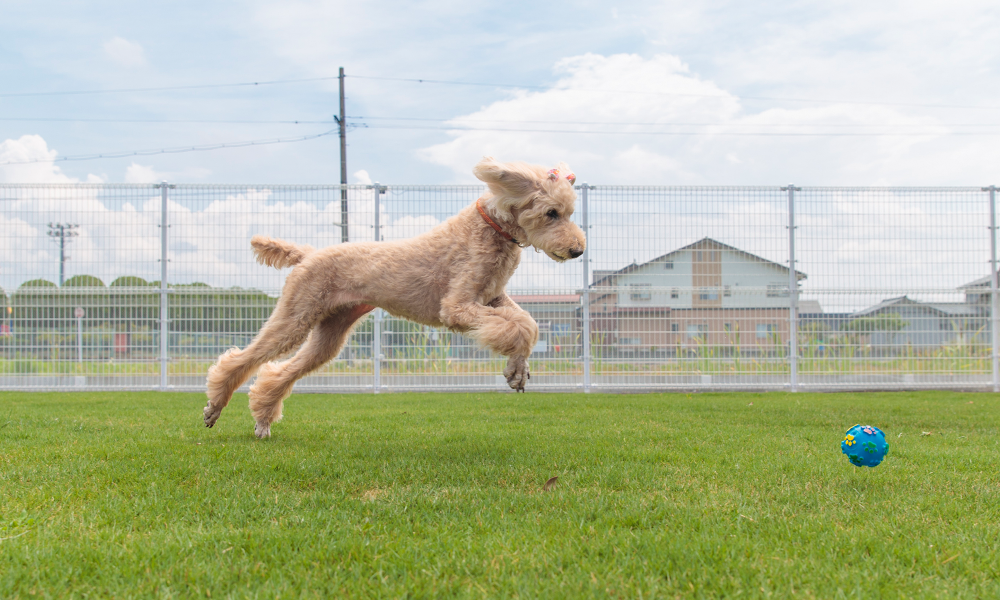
[589,237,807,355]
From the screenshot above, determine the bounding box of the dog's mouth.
[545,248,586,262]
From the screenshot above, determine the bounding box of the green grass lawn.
[2,390,998,598]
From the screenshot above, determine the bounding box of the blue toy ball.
[841,424,889,467]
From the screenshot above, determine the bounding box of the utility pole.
[338,66,349,243]
[47,222,79,286]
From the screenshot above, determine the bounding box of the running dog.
[203,157,586,438]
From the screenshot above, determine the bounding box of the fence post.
[986,185,999,392]
[783,184,801,392]
[372,183,385,393]
[580,183,592,393]
[158,181,171,391]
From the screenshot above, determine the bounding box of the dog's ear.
[473,157,542,197]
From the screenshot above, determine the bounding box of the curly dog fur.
[203,157,586,438]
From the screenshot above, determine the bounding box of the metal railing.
[1,182,997,392]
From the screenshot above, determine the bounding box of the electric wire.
[2,72,997,111]
[347,75,1000,111]
[0,117,335,124]
[348,115,1000,128]
[7,115,1000,129]
[4,72,999,165]
[0,129,338,166]
[349,123,1000,137]
[0,76,341,98]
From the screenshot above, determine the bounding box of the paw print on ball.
[841,424,888,468]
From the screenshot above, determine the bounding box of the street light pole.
[338,66,349,243]
[47,223,79,286]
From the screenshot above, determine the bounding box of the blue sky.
[2,0,1000,185]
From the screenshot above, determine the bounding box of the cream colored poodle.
[203,157,586,438]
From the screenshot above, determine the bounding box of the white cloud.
[352,169,372,185]
[103,37,147,68]
[419,52,999,186]
[123,163,210,183]
[124,163,166,183]
[0,135,106,183]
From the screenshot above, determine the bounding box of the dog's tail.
[250,235,315,269]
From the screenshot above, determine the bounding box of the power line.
[351,123,1000,137]
[5,114,1000,130]
[0,117,335,124]
[349,115,1000,128]
[347,74,1000,111]
[0,129,338,166]
[8,115,1000,128]
[3,71,998,111]
[0,76,341,98]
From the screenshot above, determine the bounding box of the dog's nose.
[569,248,584,259]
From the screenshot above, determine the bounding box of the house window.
[767,283,790,298]
[724,285,732,298]
[671,323,679,332]
[630,284,651,301]
[724,323,732,333]
[699,288,719,301]
[671,288,680,299]
[756,324,776,339]
[664,260,674,270]
[687,324,706,341]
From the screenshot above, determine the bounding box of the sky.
[2,0,1000,186]
[3,0,1000,309]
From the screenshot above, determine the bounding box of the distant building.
[509,294,580,355]
[588,238,807,355]
[845,295,988,351]
[832,272,997,353]
[959,274,996,305]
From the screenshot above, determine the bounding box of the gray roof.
[851,296,984,318]
[592,237,805,287]
[959,273,996,289]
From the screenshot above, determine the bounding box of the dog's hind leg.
[248,303,374,439]
[204,299,323,428]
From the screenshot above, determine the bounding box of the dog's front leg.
[441,297,538,391]
[502,355,530,392]
[488,293,533,391]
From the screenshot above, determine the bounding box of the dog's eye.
[546,209,559,219]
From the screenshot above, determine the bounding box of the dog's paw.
[203,403,223,428]
[504,356,531,392]
[254,421,271,439]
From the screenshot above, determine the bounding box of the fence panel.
[164,184,375,391]
[795,187,991,389]
[0,184,161,388]
[586,186,791,390]
[1,183,996,392]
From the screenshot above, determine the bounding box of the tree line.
[1,276,278,333]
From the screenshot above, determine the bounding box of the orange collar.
[476,198,521,245]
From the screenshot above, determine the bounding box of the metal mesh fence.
[794,187,992,389]
[1,182,997,392]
